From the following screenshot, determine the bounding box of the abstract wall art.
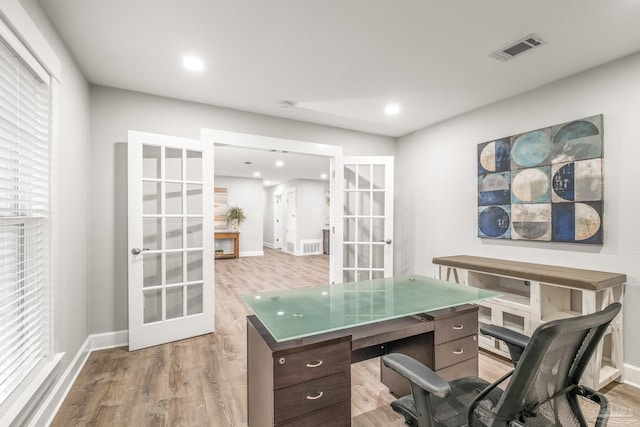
[477,114,603,244]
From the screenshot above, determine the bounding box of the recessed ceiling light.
[253,171,261,177]
[276,160,284,167]
[385,103,401,115]
[183,55,204,72]
[320,173,328,179]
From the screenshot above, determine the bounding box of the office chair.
[383,302,621,427]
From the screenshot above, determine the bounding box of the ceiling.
[214,146,329,187]
[38,1,640,183]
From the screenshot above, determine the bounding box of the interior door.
[285,187,296,253]
[341,156,394,282]
[273,193,283,249]
[127,130,214,351]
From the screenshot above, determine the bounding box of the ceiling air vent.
[491,34,546,62]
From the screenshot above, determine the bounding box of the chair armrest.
[383,353,450,399]
[480,325,530,366]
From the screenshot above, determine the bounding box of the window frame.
[0,1,61,425]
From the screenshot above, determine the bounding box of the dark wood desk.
[214,231,239,259]
[247,304,478,427]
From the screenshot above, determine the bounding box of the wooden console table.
[432,255,626,390]
[214,231,239,259]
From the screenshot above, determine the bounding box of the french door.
[127,131,214,351]
[340,156,394,282]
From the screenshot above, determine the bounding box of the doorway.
[203,128,343,283]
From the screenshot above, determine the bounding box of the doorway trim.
[201,128,344,283]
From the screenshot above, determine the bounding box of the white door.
[128,130,214,351]
[341,156,394,282]
[285,188,296,253]
[273,193,283,249]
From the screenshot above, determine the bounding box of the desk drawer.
[274,372,350,423]
[277,400,351,427]
[274,340,350,389]
[434,334,478,370]
[434,311,478,344]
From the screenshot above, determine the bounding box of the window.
[0,27,52,409]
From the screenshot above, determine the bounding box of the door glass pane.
[358,244,370,268]
[357,270,371,281]
[372,191,385,216]
[143,145,161,179]
[143,182,161,214]
[344,191,356,215]
[143,253,162,287]
[186,218,203,247]
[165,183,183,214]
[359,191,371,216]
[345,165,357,189]
[166,252,183,285]
[166,286,184,319]
[186,184,202,214]
[343,270,355,283]
[372,218,384,242]
[186,151,202,181]
[343,244,355,268]
[344,217,355,242]
[143,218,161,250]
[358,165,371,189]
[166,218,183,249]
[187,251,203,282]
[372,245,384,268]
[372,270,384,280]
[165,148,183,181]
[187,284,204,315]
[358,217,371,242]
[143,289,162,324]
[372,165,385,190]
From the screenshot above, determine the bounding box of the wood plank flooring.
[51,248,640,426]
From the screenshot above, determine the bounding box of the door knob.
[379,239,392,244]
[131,247,150,255]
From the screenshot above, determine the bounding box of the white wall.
[214,176,264,255]
[294,179,328,247]
[395,52,640,369]
[263,180,327,253]
[90,85,395,333]
[15,0,91,423]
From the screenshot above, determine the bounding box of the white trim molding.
[624,363,640,389]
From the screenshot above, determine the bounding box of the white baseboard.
[624,363,640,389]
[31,340,90,427]
[35,331,128,426]
[263,242,275,249]
[90,329,128,351]
[240,250,264,257]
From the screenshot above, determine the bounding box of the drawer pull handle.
[453,349,464,355]
[453,325,464,330]
[306,360,323,368]
[306,391,324,400]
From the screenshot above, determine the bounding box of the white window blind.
[0,33,51,406]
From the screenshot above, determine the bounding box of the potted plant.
[227,206,246,231]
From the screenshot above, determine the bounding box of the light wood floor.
[52,248,640,426]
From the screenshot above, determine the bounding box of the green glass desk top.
[242,275,501,342]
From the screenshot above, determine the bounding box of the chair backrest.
[488,302,621,426]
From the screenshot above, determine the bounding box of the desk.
[214,231,239,259]
[244,275,501,427]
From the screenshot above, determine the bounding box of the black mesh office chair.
[383,302,621,427]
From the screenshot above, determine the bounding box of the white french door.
[127,131,214,351]
[341,156,394,282]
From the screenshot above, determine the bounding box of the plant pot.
[231,218,239,231]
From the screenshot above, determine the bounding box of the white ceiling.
[214,146,330,187]
[38,0,640,182]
